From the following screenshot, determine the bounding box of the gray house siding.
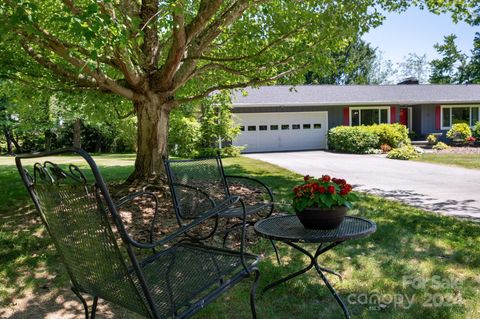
[419,104,439,135]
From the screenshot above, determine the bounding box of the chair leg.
[72,287,98,319]
[270,240,282,265]
[250,268,260,319]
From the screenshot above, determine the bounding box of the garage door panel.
[233,112,328,152]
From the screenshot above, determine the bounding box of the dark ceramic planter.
[296,206,347,230]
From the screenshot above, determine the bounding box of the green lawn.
[414,153,480,170]
[1,154,480,318]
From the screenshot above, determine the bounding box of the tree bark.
[3,128,14,155]
[127,96,170,184]
[44,129,52,151]
[72,119,82,148]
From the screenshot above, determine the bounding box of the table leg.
[262,242,315,293]
[314,242,350,319]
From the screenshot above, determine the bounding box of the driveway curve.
[245,151,480,219]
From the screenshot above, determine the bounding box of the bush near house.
[328,126,379,153]
[472,121,480,140]
[446,123,472,141]
[328,124,410,153]
[432,142,450,150]
[386,145,420,160]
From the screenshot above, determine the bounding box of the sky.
[363,7,478,67]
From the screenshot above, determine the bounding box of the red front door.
[399,108,408,126]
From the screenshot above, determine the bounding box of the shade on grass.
[414,153,480,170]
[1,155,479,318]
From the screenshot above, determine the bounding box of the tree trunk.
[11,132,22,154]
[3,128,13,155]
[72,119,82,148]
[127,96,170,184]
[45,129,52,151]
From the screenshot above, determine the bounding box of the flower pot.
[296,206,347,230]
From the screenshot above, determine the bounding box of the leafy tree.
[1,0,478,182]
[465,32,480,83]
[430,34,468,84]
[397,53,431,84]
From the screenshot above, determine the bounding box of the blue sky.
[363,7,478,66]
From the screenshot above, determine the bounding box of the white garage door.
[232,111,328,152]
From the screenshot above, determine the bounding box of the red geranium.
[292,175,358,211]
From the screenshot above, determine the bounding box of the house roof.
[231,84,480,107]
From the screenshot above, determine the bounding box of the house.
[231,83,480,153]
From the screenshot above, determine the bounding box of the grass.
[1,154,480,318]
[414,153,480,170]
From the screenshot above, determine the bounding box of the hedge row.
[328,124,410,154]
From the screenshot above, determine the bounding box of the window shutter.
[390,106,396,123]
[435,105,441,130]
[343,107,349,126]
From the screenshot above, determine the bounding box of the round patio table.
[255,215,376,319]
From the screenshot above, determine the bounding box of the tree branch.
[61,0,81,15]
[175,63,308,105]
[140,0,160,72]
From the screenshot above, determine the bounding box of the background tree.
[397,53,431,84]
[464,32,480,83]
[1,0,478,182]
[429,34,468,84]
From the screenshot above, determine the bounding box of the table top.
[254,215,376,243]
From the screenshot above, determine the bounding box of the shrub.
[386,145,420,160]
[446,123,472,140]
[169,116,201,157]
[363,123,410,148]
[432,142,450,150]
[426,134,437,145]
[328,126,379,153]
[473,121,480,139]
[196,146,243,158]
[380,144,392,153]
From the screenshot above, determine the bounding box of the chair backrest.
[16,149,150,317]
[164,156,229,220]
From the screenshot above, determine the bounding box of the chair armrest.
[121,196,241,249]
[225,175,274,202]
[115,190,160,245]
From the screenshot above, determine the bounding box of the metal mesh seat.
[164,156,274,236]
[16,148,260,319]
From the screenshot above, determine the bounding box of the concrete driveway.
[245,151,480,219]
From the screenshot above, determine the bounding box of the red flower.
[327,185,335,194]
[322,175,331,182]
[340,189,349,195]
[332,178,346,186]
[304,175,311,181]
[318,186,326,194]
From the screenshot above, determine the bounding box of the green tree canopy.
[0,0,478,182]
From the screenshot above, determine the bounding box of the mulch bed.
[432,146,480,154]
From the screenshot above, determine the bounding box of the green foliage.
[446,123,472,140]
[196,146,243,158]
[398,53,431,84]
[432,142,450,150]
[328,124,410,153]
[426,134,438,144]
[169,114,201,158]
[363,123,410,148]
[386,145,420,160]
[473,121,480,139]
[328,126,379,153]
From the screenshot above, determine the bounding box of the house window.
[313,123,322,129]
[441,105,480,129]
[239,126,245,131]
[247,126,256,131]
[292,124,300,130]
[281,124,289,130]
[270,125,278,130]
[259,125,267,131]
[303,124,311,129]
[350,107,390,126]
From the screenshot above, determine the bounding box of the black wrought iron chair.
[163,155,280,262]
[16,148,260,319]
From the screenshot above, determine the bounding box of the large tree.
[0,0,478,182]
[430,34,468,84]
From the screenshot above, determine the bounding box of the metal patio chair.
[16,148,260,319]
[163,155,280,263]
